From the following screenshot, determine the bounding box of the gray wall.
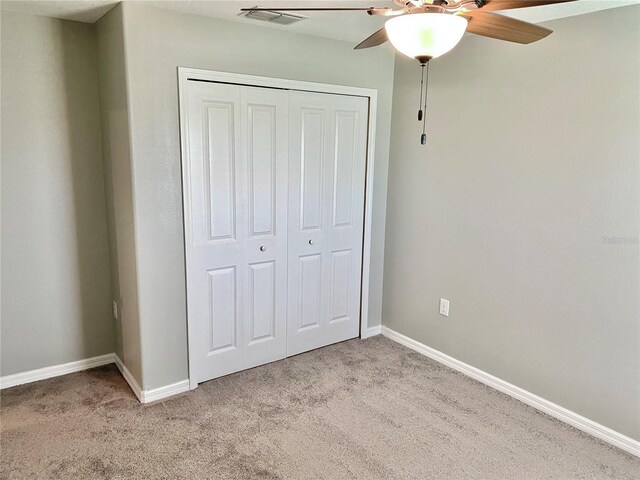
[118,2,395,389]
[1,12,114,375]
[383,5,640,439]
[96,4,144,385]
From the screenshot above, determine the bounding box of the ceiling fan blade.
[461,11,552,44]
[354,28,388,50]
[240,7,389,13]
[478,0,577,12]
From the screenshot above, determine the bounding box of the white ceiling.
[1,0,638,43]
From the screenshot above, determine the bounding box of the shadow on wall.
[59,21,115,361]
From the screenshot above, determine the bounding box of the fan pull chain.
[418,64,425,122]
[421,61,430,145]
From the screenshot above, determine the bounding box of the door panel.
[332,111,357,228]
[287,91,369,356]
[300,108,325,232]
[247,260,276,343]
[247,105,276,237]
[298,254,323,331]
[185,82,243,381]
[325,102,368,346]
[207,266,238,353]
[204,102,237,241]
[184,82,288,383]
[329,249,351,324]
[241,87,289,370]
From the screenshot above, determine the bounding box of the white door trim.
[178,68,378,390]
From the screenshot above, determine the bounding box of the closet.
[182,77,369,385]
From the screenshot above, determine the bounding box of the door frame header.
[178,67,378,99]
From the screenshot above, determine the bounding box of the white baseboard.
[0,353,116,390]
[0,351,189,404]
[362,325,382,338]
[113,354,189,404]
[113,354,143,402]
[381,326,640,457]
[142,379,190,403]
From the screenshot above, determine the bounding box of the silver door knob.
[308,239,314,245]
[260,245,266,252]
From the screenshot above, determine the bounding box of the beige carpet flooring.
[1,336,638,479]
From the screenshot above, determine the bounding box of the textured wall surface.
[383,5,640,439]
[1,12,114,375]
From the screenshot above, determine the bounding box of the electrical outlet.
[112,300,119,320]
[439,298,450,317]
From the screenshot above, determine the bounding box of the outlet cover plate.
[439,298,449,317]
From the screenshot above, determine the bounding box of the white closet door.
[184,81,288,384]
[287,91,369,356]
[241,87,289,370]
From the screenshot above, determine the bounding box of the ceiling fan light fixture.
[385,13,468,61]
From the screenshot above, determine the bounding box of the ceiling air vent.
[240,6,308,25]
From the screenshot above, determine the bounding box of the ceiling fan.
[242,1,576,59]
[242,0,576,144]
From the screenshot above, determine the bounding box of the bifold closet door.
[184,81,289,383]
[287,91,369,356]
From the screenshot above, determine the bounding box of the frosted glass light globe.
[385,13,468,61]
